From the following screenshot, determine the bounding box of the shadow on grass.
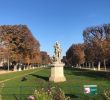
[65,93,79,99]
[29,74,49,81]
[13,94,20,100]
[64,67,110,80]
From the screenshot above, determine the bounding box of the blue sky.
[0,0,110,56]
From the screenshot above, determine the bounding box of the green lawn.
[0,67,110,100]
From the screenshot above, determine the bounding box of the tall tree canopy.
[66,23,110,70]
[66,44,85,67]
[83,24,110,69]
[0,25,41,66]
[40,51,51,65]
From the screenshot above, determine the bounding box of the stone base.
[49,63,66,83]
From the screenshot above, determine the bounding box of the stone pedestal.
[49,62,66,82]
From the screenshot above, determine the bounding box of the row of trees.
[65,23,110,70]
[0,25,51,70]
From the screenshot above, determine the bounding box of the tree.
[83,26,105,70]
[66,44,85,67]
[83,24,110,70]
[40,51,51,65]
[62,56,68,65]
[0,25,41,70]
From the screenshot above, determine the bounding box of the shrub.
[103,89,110,100]
[21,76,27,81]
[33,86,71,100]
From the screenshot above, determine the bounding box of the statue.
[49,41,66,82]
[53,41,61,62]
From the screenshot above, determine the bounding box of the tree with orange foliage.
[66,44,85,67]
[40,51,51,65]
[0,25,41,70]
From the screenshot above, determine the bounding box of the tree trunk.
[18,66,21,71]
[85,62,87,68]
[103,59,106,71]
[82,63,84,68]
[7,58,10,71]
[92,62,95,70]
[14,64,17,71]
[92,62,93,67]
[89,63,91,69]
[76,64,78,68]
[79,64,81,69]
[98,61,101,71]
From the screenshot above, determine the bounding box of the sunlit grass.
[0,67,110,100]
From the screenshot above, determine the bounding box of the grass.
[0,67,110,100]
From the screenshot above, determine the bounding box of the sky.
[0,0,110,56]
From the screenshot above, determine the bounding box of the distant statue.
[53,41,61,62]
